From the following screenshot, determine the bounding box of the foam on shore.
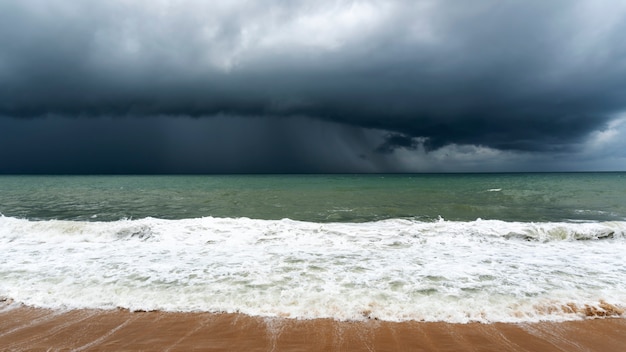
[2,216,626,323]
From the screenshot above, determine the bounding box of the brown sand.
[1,304,626,351]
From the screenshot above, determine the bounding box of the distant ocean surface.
[1,173,626,323]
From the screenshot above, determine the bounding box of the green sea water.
[1,173,624,223]
[2,173,626,322]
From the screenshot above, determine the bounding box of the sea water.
[1,173,625,323]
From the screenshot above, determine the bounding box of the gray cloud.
[375,134,420,154]
[1,0,626,172]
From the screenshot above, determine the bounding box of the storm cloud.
[1,0,626,172]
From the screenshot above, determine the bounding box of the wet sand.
[1,304,626,351]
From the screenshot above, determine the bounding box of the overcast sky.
[1,0,626,173]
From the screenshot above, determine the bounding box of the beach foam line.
[1,304,625,351]
[3,216,626,323]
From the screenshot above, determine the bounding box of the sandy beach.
[1,304,625,351]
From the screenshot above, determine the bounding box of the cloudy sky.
[1,0,625,173]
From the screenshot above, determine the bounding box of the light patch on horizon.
[387,142,527,172]
[584,114,626,155]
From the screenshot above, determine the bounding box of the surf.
[1,215,625,323]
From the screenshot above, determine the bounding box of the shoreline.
[2,305,626,351]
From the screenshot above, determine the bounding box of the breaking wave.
[1,215,625,323]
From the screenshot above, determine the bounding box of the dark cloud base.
[2,115,623,174]
[0,115,394,174]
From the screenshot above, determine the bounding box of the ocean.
[1,173,625,323]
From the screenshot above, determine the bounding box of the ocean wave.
[1,215,626,323]
[1,215,625,243]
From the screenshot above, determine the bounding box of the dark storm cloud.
[1,0,626,160]
[0,115,394,174]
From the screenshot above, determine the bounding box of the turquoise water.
[0,173,624,222]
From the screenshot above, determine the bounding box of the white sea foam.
[1,215,625,323]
